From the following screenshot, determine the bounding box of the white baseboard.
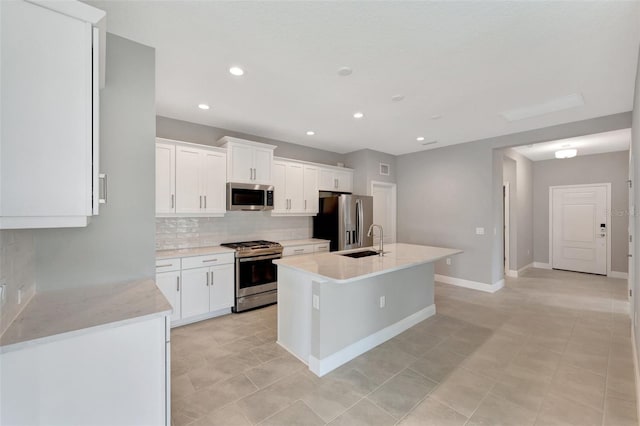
[308,304,436,377]
[632,324,640,423]
[506,270,518,278]
[170,307,231,328]
[609,271,629,279]
[533,262,552,269]
[435,274,504,293]
[519,263,533,274]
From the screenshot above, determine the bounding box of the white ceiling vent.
[500,93,585,122]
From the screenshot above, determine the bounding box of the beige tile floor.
[171,268,638,426]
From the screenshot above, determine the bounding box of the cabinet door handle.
[305,200,307,210]
[176,276,180,291]
[210,271,214,285]
[334,178,338,189]
[156,263,173,268]
[204,195,207,209]
[206,271,209,286]
[171,194,175,209]
[202,258,218,263]
[99,173,108,204]
[294,249,304,253]
[199,195,202,209]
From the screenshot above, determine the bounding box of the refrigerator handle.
[346,230,351,245]
[355,199,363,246]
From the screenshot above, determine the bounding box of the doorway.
[370,181,396,245]
[503,183,510,274]
[550,183,610,275]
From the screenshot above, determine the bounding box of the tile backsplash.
[156,212,313,250]
[0,230,36,336]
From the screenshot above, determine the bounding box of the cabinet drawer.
[155,258,180,273]
[181,252,235,270]
[283,245,314,257]
[314,243,330,253]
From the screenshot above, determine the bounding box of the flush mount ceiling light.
[306,130,315,136]
[353,112,364,119]
[391,95,405,102]
[555,149,577,159]
[421,140,439,146]
[500,93,584,122]
[229,66,245,76]
[198,104,210,110]
[430,114,443,120]
[337,67,352,76]
[416,136,425,141]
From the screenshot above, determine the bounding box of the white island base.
[275,243,461,377]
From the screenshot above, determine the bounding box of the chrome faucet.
[367,224,384,256]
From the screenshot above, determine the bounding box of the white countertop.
[0,279,172,353]
[273,243,462,283]
[156,246,236,259]
[279,238,330,247]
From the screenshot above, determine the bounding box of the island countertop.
[273,243,462,283]
[0,279,172,353]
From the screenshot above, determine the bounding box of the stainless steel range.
[220,240,283,312]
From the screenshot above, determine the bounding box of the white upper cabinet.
[155,143,176,214]
[272,159,318,216]
[0,0,106,229]
[156,138,226,217]
[218,137,276,185]
[318,167,354,193]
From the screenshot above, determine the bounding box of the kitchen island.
[274,243,462,376]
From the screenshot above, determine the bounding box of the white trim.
[435,274,504,293]
[549,183,612,275]
[609,271,629,279]
[0,216,89,229]
[533,262,552,269]
[632,324,640,424]
[27,0,106,25]
[308,304,436,377]
[504,182,511,274]
[506,270,518,278]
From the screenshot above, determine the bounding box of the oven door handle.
[238,254,282,262]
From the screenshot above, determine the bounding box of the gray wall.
[502,156,518,269]
[397,112,632,285]
[344,149,397,195]
[34,34,156,291]
[631,42,640,381]
[533,151,629,273]
[157,116,346,167]
[505,149,534,270]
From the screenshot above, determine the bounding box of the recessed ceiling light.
[561,143,571,148]
[500,93,584,122]
[416,137,425,141]
[229,66,245,76]
[306,131,315,136]
[391,95,405,102]
[337,67,352,76]
[353,112,364,119]
[198,104,210,110]
[555,149,577,159]
[431,114,443,120]
[421,140,439,146]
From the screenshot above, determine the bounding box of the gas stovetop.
[221,240,283,257]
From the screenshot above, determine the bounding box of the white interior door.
[371,182,396,245]
[551,185,608,275]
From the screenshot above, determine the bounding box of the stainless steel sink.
[339,250,382,258]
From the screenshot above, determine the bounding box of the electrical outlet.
[379,296,386,308]
[312,294,320,310]
[446,258,452,265]
[18,287,23,305]
[635,311,637,327]
[476,227,485,235]
[0,283,5,305]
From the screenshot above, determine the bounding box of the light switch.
[312,294,320,310]
[476,227,485,235]
[379,296,386,308]
[446,258,451,265]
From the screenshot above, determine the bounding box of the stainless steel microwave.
[227,183,274,211]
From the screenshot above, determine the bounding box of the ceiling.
[87,1,640,156]
[512,128,631,161]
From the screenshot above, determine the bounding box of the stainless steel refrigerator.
[313,194,373,251]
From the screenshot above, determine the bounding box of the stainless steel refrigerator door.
[339,195,373,250]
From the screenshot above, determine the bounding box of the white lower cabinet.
[156,252,235,327]
[156,270,181,322]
